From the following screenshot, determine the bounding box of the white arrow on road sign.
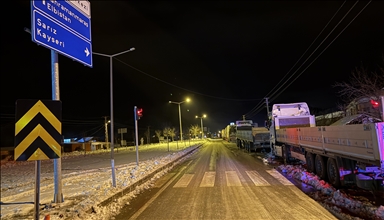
[85,48,90,57]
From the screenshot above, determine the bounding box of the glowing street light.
[169,98,191,141]
[195,114,207,138]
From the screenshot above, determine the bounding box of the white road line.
[128,164,189,219]
[245,170,270,186]
[173,174,194,188]
[225,171,242,186]
[200,171,216,187]
[266,169,294,185]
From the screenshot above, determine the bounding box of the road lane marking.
[128,162,190,219]
[245,170,270,186]
[266,169,294,185]
[225,171,242,186]
[173,174,194,188]
[200,171,216,187]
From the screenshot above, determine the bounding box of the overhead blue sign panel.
[31,0,92,67]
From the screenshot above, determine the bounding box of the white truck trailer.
[269,102,384,192]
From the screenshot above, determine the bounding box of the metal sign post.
[52,51,63,203]
[29,0,92,205]
[34,160,41,220]
[118,128,127,151]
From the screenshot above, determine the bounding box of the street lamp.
[92,47,135,187]
[195,114,207,139]
[169,98,190,142]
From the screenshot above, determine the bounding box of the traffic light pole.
[134,106,139,166]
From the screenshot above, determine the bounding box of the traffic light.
[136,108,143,120]
[370,100,379,108]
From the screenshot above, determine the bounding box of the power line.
[245,1,371,119]
[269,0,372,104]
[114,57,264,102]
[243,0,349,119]
[266,1,359,102]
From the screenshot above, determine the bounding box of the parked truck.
[235,120,270,152]
[269,102,384,192]
[222,124,237,142]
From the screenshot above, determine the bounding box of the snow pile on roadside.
[1,146,197,220]
[278,164,384,220]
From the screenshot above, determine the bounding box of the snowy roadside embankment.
[276,164,384,220]
[1,144,202,220]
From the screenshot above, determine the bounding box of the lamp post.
[195,114,207,139]
[92,47,135,187]
[169,98,190,142]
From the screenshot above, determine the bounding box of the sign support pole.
[121,131,123,148]
[34,160,40,220]
[52,50,63,203]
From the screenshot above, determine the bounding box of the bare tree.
[163,127,171,143]
[169,127,176,141]
[333,61,384,119]
[189,124,201,138]
[334,62,384,103]
[163,127,172,151]
[143,131,148,145]
[154,130,162,143]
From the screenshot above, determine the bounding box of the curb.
[86,143,203,213]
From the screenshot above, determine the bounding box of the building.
[63,137,108,152]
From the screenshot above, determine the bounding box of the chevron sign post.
[14,99,62,161]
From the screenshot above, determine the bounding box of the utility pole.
[147,126,150,145]
[82,131,86,157]
[242,115,246,120]
[265,97,270,119]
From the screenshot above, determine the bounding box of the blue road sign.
[32,10,92,67]
[32,0,91,40]
[31,0,92,67]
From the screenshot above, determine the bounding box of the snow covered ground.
[1,143,202,220]
[1,142,383,220]
[263,156,384,220]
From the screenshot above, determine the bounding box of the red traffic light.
[370,100,379,108]
[137,108,143,117]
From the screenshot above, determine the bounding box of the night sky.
[1,1,383,146]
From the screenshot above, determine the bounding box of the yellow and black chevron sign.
[14,99,62,161]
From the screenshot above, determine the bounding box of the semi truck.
[269,102,384,192]
[222,124,236,142]
[235,120,270,152]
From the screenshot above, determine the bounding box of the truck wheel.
[305,153,315,173]
[327,158,341,187]
[315,154,327,180]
